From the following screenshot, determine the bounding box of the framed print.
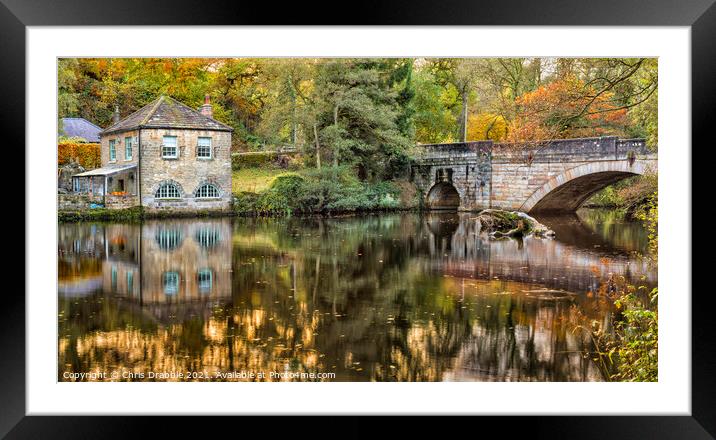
[7,0,712,437]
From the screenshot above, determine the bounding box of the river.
[58,208,655,382]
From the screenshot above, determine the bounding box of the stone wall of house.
[138,128,232,212]
[105,194,140,209]
[58,194,97,211]
[101,129,140,167]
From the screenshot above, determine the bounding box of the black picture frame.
[6,0,710,437]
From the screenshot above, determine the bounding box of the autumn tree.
[466,113,507,141]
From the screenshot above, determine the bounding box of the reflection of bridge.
[420,213,654,293]
[412,137,657,212]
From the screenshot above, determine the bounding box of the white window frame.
[124,136,133,160]
[109,139,116,162]
[197,137,212,159]
[194,183,221,199]
[155,183,182,199]
[162,136,178,159]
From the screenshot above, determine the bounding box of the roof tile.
[100,95,233,134]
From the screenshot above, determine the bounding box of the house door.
[118,179,125,192]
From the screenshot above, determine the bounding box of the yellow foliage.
[466,113,507,141]
[58,142,102,169]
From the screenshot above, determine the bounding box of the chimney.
[200,94,213,118]
[112,105,120,125]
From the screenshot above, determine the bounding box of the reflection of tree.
[58,213,650,381]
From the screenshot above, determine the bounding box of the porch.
[72,164,139,208]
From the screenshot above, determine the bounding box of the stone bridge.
[411,136,657,213]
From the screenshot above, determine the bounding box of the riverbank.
[583,175,656,217]
[57,206,234,223]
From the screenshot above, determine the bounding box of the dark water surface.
[58,209,655,382]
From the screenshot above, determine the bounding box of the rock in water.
[474,209,555,238]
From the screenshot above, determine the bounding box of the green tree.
[313,59,411,180]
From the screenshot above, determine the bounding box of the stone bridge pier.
[411,136,657,213]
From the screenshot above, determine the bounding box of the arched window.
[155,182,181,199]
[195,228,220,248]
[155,228,183,250]
[194,183,220,199]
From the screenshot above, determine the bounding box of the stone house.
[71,95,233,212]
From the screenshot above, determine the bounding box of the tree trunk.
[313,123,321,169]
[288,75,297,147]
[333,104,339,167]
[460,90,468,142]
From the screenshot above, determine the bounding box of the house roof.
[74,163,137,177]
[59,118,102,142]
[100,95,233,135]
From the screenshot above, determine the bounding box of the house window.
[109,140,116,161]
[127,271,134,295]
[162,136,178,159]
[197,137,212,159]
[125,136,133,160]
[197,269,213,294]
[195,228,220,248]
[155,228,183,250]
[155,182,181,199]
[194,183,220,199]
[111,266,117,291]
[163,271,179,295]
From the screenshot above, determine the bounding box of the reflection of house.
[71,95,233,212]
[138,220,232,303]
[98,220,233,304]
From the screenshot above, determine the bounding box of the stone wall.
[138,128,232,213]
[101,129,140,167]
[413,141,492,210]
[105,194,140,209]
[58,194,97,211]
[412,137,656,213]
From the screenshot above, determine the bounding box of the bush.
[233,192,260,215]
[255,174,307,215]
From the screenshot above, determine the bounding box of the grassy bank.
[58,206,145,223]
[232,166,288,194]
[58,206,235,223]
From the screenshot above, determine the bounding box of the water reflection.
[58,210,654,382]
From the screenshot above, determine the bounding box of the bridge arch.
[426,182,462,210]
[521,160,655,213]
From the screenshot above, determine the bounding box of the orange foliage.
[507,76,628,142]
[58,142,101,169]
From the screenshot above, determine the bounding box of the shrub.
[233,192,260,215]
[254,173,307,215]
